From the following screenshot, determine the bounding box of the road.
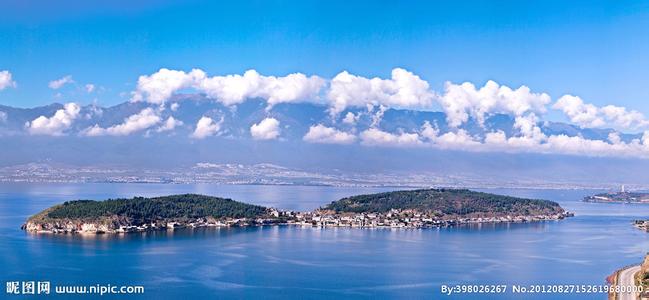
[618,265,641,300]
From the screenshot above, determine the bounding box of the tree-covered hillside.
[324,189,563,216]
[40,194,268,222]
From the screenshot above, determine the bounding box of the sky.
[6,1,649,168]
[1,0,649,115]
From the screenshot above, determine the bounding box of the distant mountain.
[0,94,640,141]
[2,95,649,187]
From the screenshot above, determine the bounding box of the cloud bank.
[131,68,325,107]
[9,67,649,159]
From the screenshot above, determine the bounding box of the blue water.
[2,183,649,299]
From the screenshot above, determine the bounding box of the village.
[276,209,573,228]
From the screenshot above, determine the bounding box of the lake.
[1,183,649,299]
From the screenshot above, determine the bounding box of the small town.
[276,209,574,229]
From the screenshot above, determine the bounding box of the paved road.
[619,265,641,300]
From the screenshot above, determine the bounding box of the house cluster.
[273,208,572,228]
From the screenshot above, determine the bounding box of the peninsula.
[23,189,573,234]
[583,186,649,203]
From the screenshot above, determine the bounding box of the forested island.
[23,189,573,234]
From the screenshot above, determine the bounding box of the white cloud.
[327,68,435,116]
[250,117,280,140]
[599,105,649,129]
[191,116,222,139]
[132,68,434,115]
[419,121,481,149]
[48,75,74,90]
[342,112,360,125]
[198,70,325,107]
[0,70,16,90]
[170,103,180,111]
[131,68,205,104]
[0,111,7,123]
[360,128,421,147]
[370,105,388,127]
[85,84,96,93]
[542,134,641,157]
[131,68,325,107]
[26,103,81,136]
[553,95,649,130]
[351,118,649,158]
[439,80,551,127]
[435,130,482,149]
[303,124,357,144]
[83,108,161,136]
[552,95,604,128]
[156,116,183,132]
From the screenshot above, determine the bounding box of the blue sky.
[1,0,649,113]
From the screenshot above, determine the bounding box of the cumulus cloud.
[360,128,421,147]
[342,111,360,125]
[131,68,325,107]
[438,80,551,127]
[327,68,435,116]
[352,119,649,158]
[48,75,74,90]
[198,70,325,107]
[420,121,481,149]
[131,69,204,104]
[26,103,81,136]
[250,117,280,140]
[482,130,649,158]
[0,70,16,90]
[131,68,437,116]
[553,95,649,130]
[156,116,183,132]
[191,116,222,139]
[83,108,161,136]
[303,124,357,144]
[552,95,604,128]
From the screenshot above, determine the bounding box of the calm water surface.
[1,183,649,299]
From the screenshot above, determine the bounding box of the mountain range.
[1,94,648,187]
